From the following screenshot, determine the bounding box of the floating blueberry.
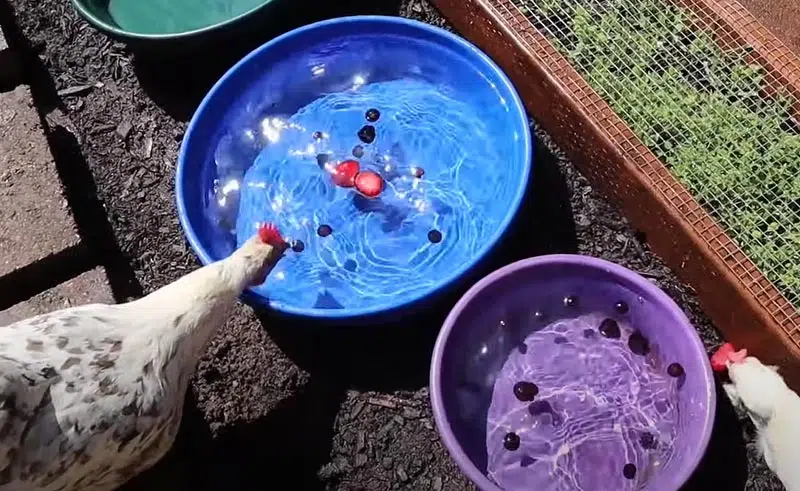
[291,240,305,253]
[598,318,621,339]
[357,125,376,144]
[583,328,596,339]
[623,463,637,479]
[411,167,425,178]
[528,400,552,416]
[563,295,578,307]
[667,362,685,378]
[344,259,357,272]
[352,145,364,158]
[520,456,536,467]
[614,301,629,314]
[428,229,442,243]
[365,108,380,122]
[316,153,330,168]
[503,432,520,451]
[628,331,650,356]
[312,131,323,140]
[554,336,568,344]
[317,224,332,237]
[639,432,655,449]
[513,381,539,402]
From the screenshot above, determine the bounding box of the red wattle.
[710,342,735,372]
[354,171,384,198]
[332,160,360,188]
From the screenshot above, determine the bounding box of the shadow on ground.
[47,126,145,301]
[119,379,344,491]
[255,140,577,392]
[133,0,406,122]
[682,380,749,490]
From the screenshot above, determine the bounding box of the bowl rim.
[429,253,717,491]
[70,0,277,41]
[176,15,534,320]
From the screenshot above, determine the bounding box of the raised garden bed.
[432,0,800,387]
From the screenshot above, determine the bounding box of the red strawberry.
[354,171,384,198]
[332,160,360,188]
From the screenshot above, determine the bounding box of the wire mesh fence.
[508,0,800,309]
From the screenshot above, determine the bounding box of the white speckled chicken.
[714,343,800,491]
[0,224,288,491]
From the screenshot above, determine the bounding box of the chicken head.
[727,356,787,420]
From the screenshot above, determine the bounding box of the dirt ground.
[0,0,786,488]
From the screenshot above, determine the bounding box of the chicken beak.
[729,348,748,364]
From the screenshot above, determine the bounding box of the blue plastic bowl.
[176,16,532,321]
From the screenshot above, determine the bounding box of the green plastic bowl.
[71,0,280,48]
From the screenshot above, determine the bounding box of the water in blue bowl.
[205,32,528,315]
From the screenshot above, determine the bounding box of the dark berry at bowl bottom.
[427,229,442,243]
[667,362,685,378]
[623,463,637,479]
[317,224,332,237]
[639,432,655,449]
[554,336,568,344]
[344,259,357,272]
[352,145,364,158]
[563,295,578,307]
[582,328,596,339]
[513,381,539,402]
[614,300,630,314]
[291,240,305,253]
[527,400,552,416]
[312,131,324,140]
[627,331,650,355]
[503,432,521,451]
[316,153,330,168]
[598,318,621,339]
[520,456,536,467]
[357,125,376,144]
[365,108,380,122]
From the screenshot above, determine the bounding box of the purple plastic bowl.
[430,254,715,491]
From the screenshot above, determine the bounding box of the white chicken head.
[728,356,787,420]
[229,223,289,288]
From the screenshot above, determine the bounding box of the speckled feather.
[0,232,285,491]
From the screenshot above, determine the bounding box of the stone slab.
[0,85,79,278]
[0,267,114,325]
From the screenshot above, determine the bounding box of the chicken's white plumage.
[0,232,285,491]
[724,356,800,491]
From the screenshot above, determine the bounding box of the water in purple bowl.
[487,311,680,490]
[430,255,715,491]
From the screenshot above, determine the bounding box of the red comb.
[710,343,748,372]
[257,223,285,246]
